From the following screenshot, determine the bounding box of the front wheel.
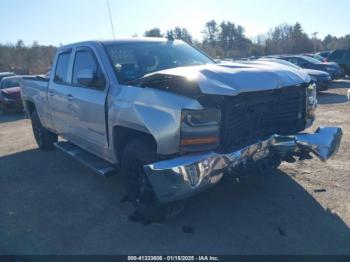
[31,110,58,150]
[121,138,184,222]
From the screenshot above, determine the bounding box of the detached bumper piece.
[144,127,342,203]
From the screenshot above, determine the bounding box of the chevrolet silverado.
[21,38,342,221]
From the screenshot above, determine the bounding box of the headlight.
[180,109,221,152]
[305,83,317,126]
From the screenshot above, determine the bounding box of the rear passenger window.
[54,52,71,84]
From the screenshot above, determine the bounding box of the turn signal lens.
[180,136,219,146]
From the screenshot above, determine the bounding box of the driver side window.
[72,48,105,89]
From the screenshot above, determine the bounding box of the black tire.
[31,110,58,150]
[121,138,184,222]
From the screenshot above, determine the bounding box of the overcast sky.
[1,0,349,46]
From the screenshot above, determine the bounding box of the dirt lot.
[1,80,350,255]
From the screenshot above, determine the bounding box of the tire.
[31,110,58,150]
[121,138,184,222]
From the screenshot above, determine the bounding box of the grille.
[218,85,306,153]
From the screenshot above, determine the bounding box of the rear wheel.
[31,110,58,150]
[121,138,184,222]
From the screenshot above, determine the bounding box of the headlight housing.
[180,108,221,152]
[305,83,317,127]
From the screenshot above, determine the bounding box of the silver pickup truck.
[21,38,342,221]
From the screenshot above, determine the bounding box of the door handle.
[67,94,73,101]
[49,90,55,96]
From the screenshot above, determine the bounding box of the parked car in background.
[0,72,15,82]
[304,53,345,70]
[0,75,23,113]
[278,55,344,79]
[304,53,327,62]
[317,51,332,60]
[327,49,350,76]
[21,39,342,221]
[258,58,332,91]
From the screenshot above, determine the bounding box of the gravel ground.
[0,80,350,255]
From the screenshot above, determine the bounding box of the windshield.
[104,41,214,83]
[301,55,322,64]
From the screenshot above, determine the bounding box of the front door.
[68,46,109,157]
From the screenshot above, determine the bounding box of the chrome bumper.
[144,127,342,203]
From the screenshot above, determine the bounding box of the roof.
[278,55,306,58]
[59,37,180,49]
[100,37,172,44]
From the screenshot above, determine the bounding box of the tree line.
[1,20,349,74]
[0,40,56,75]
[145,21,350,59]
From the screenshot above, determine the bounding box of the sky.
[1,0,349,46]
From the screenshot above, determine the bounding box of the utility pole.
[311,32,319,52]
[107,1,116,39]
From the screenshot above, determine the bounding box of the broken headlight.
[180,109,221,152]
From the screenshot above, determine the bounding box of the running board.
[54,141,117,177]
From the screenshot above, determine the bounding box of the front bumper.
[144,127,342,203]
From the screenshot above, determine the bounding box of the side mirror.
[76,69,105,88]
[76,69,96,87]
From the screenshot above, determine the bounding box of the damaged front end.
[144,127,342,203]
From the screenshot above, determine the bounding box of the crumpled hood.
[140,62,310,97]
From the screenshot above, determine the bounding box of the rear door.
[68,46,109,156]
[48,49,74,137]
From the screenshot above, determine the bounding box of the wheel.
[121,138,184,222]
[31,110,58,150]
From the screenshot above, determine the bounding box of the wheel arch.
[24,100,36,116]
[113,125,158,162]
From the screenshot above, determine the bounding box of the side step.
[54,141,117,177]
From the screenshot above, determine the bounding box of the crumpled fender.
[109,86,203,155]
